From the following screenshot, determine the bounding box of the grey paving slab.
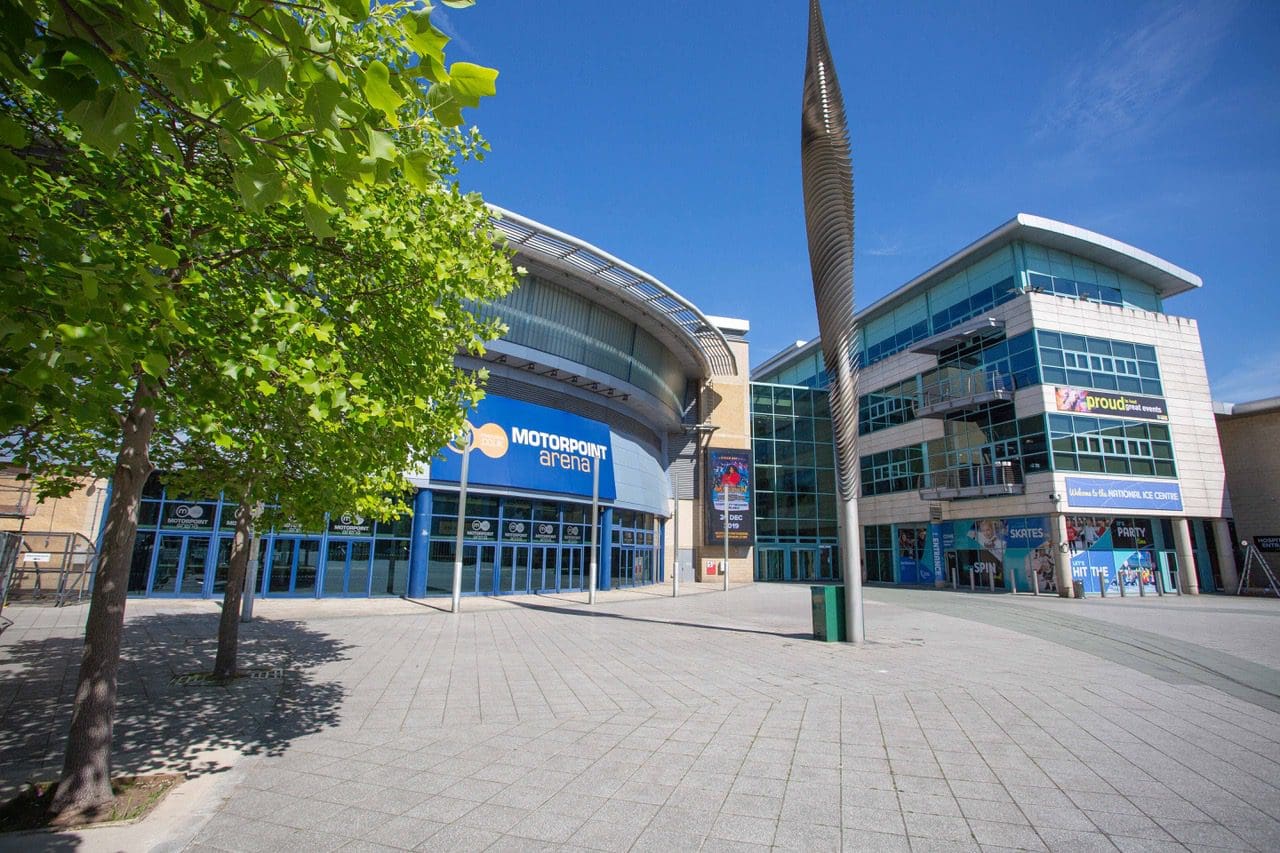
[1,585,1278,852]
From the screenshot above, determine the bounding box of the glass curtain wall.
[127,473,411,598]
[751,383,841,581]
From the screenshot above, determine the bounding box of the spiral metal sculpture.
[802,0,864,640]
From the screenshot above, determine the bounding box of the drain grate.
[169,668,286,686]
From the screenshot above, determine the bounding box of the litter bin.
[811,585,847,642]
[1071,580,1085,599]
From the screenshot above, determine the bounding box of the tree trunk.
[213,494,254,680]
[50,379,157,820]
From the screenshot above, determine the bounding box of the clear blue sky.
[443,1,1280,403]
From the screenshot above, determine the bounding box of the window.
[860,445,925,496]
[1036,331,1163,396]
[1048,414,1175,477]
[863,525,895,583]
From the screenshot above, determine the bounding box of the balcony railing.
[918,461,1024,501]
[917,369,1012,417]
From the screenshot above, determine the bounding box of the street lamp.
[684,423,724,588]
[450,424,475,614]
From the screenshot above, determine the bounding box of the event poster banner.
[1064,515,1158,595]
[950,517,1054,593]
[706,448,754,545]
[897,526,931,585]
[431,395,616,500]
[1066,477,1182,511]
[1054,387,1169,421]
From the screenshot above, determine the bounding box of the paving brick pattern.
[2,584,1279,852]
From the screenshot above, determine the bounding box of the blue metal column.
[599,508,614,591]
[407,488,432,598]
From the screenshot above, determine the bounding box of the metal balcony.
[918,462,1024,501]
[917,370,1013,417]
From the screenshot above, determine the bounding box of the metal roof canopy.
[487,206,737,378]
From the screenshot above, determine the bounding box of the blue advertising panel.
[1065,477,1182,511]
[1071,550,1115,596]
[430,395,616,500]
[949,516,1052,592]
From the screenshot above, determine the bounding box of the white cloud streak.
[1034,0,1236,149]
[1211,348,1280,404]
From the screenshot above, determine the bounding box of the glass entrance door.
[148,534,212,596]
[150,534,188,595]
[498,544,530,594]
[266,537,322,596]
[531,546,559,592]
[560,547,583,591]
[1159,551,1179,593]
[323,539,373,596]
[213,536,268,596]
[792,550,816,582]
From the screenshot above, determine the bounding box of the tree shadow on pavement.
[0,612,350,801]
[508,598,813,640]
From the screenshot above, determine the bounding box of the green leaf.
[441,0,476,7]
[141,352,169,377]
[147,245,181,268]
[0,115,28,148]
[448,62,498,106]
[69,88,141,151]
[256,380,277,396]
[361,60,403,126]
[303,202,336,238]
[401,149,437,190]
[366,128,396,161]
[403,11,449,64]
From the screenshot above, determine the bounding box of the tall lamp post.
[688,423,722,585]
[450,424,475,614]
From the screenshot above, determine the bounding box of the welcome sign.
[430,395,617,500]
[1066,476,1182,511]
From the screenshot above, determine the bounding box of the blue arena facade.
[118,208,753,601]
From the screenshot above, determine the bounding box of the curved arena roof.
[488,206,737,378]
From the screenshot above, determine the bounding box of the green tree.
[154,174,511,681]
[0,0,510,818]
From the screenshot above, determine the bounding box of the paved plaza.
[1,583,1279,852]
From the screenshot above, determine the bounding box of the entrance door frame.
[263,535,324,597]
[322,536,374,597]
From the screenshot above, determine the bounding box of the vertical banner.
[929,523,945,586]
[705,448,754,545]
[897,526,929,584]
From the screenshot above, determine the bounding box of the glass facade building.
[751,214,1236,597]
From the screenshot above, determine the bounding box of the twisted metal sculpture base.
[801,0,864,643]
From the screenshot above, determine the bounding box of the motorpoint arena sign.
[431,395,616,500]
